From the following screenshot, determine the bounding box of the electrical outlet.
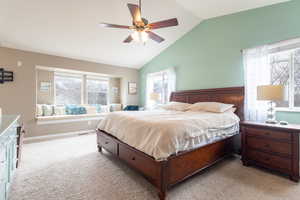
[87,121,91,126]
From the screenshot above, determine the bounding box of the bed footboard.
[97,129,235,200]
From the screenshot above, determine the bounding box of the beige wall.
[109,78,121,104]
[0,47,139,137]
[37,69,54,104]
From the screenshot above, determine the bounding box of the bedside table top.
[241,121,300,132]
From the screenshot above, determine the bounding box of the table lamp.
[150,92,160,103]
[257,85,284,124]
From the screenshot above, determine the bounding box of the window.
[146,68,176,108]
[55,74,82,105]
[152,71,168,104]
[243,38,300,122]
[36,67,124,118]
[270,48,300,109]
[51,72,110,115]
[54,73,109,107]
[87,77,109,105]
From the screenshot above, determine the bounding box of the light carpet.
[9,134,300,200]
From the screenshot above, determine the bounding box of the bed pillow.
[188,102,234,113]
[160,102,191,112]
[225,107,237,113]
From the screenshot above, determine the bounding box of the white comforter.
[97,110,240,160]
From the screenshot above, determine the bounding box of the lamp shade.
[257,85,284,101]
[150,92,160,101]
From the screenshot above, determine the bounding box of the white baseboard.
[24,129,96,143]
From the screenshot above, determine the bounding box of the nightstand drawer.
[247,149,291,171]
[247,137,291,155]
[245,127,291,141]
[241,121,300,182]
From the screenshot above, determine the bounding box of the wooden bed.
[97,87,244,200]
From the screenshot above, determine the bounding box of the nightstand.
[241,121,300,182]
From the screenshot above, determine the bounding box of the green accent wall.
[277,111,300,124]
[139,0,300,124]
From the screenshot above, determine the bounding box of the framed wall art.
[128,82,137,95]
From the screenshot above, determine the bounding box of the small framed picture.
[40,81,51,92]
[128,82,137,95]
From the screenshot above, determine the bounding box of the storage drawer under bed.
[118,143,160,181]
[97,132,118,155]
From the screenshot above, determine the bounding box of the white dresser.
[0,115,20,200]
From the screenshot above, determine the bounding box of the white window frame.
[269,47,300,112]
[146,68,176,108]
[86,76,110,106]
[53,72,110,106]
[54,72,84,105]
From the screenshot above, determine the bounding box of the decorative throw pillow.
[54,106,66,116]
[110,104,122,112]
[36,104,44,116]
[160,101,191,112]
[42,105,54,116]
[84,105,98,114]
[101,105,110,113]
[188,102,234,113]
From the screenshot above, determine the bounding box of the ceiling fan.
[99,0,179,44]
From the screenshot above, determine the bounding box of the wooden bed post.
[158,160,168,200]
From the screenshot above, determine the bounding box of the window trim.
[270,48,300,111]
[147,71,169,105]
[54,72,84,105]
[275,107,300,113]
[86,77,110,106]
[146,68,176,108]
[54,72,110,106]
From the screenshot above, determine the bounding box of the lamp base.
[265,119,278,124]
[279,121,289,125]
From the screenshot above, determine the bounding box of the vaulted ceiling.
[0,0,289,68]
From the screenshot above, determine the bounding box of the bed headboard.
[170,87,245,120]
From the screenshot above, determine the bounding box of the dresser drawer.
[247,137,291,155]
[245,127,291,141]
[247,149,291,172]
[119,144,159,180]
[97,133,118,155]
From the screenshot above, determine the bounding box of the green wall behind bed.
[139,0,300,124]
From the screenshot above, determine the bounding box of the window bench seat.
[36,113,108,125]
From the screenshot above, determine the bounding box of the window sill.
[36,113,108,125]
[276,108,300,113]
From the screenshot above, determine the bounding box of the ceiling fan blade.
[127,4,142,23]
[123,35,133,43]
[149,18,178,30]
[146,31,165,43]
[99,23,131,29]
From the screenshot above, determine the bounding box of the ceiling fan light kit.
[131,31,149,43]
[99,0,179,44]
